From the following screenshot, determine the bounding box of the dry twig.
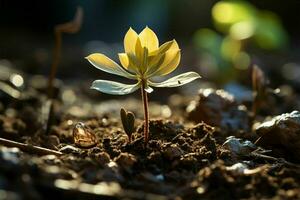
[0,137,63,156]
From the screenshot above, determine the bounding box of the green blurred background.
[0,0,299,90]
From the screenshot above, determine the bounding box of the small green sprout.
[86,27,201,144]
[120,108,135,144]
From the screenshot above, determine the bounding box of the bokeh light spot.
[234,52,250,70]
[221,37,241,60]
[282,63,300,81]
[230,21,255,40]
[10,74,24,87]
[212,1,255,32]
[213,2,235,24]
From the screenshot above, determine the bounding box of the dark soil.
[1,74,300,200]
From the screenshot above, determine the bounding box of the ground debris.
[223,136,256,156]
[255,110,300,162]
[187,88,250,135]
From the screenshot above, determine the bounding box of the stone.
[73,122,98,148]
[187,88,250,133]
[114,152,136,169]
[255,110,300,162]
[223,136,256,156]
[163,144,184,160]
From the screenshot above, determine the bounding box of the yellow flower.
[86,27,200,95]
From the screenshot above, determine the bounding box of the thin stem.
[252,94,258,118]
[45,32,61,136]
[128,135,132,144]
[48,31,62,99]
[141,80,149,144]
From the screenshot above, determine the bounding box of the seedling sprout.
[86,27,201,144]
[47,6,83,98]
[120,108,135,143]
[252,65,268,117]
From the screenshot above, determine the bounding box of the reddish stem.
[141,80,149,144]
[47,31,62,99]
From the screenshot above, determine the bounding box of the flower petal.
[149,72,201,88]
[147,40,180,75]
[124,28,138,54]
[145,86,153,93]
[149,49,181,77]
[86,53,135,79]
[118,53,129,69]
[145,54,165,76]
[134,38,149,73]
[119,53,142,74]
[135,37,143,66]
[149,39,179,56]
[139,27,159,53]
[91,80,140,95]
[144,84,154,93]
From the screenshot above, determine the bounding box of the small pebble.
[223,136,256,156]
[163,144,183,160]
[73,122,98,148]
[115,153,136,168]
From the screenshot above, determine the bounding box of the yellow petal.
[149,39,179,56]
[159,40,179,54]
[148,39,179,67]
[118,53,129,68]
[118,53,139,73]
[146,53,165,76]
[135,37,144,63]
[124,28,138,53]
[138,27,159,53]
[151,49,181,76]
[135,38,149,73]
[86,53,135,79]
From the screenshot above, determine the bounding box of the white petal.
[91,80,140,95]
[149,72,201,88]
[144,85,154,93]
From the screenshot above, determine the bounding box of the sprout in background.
[252,65,268,117]
[86,27,201,144]
[48,6,83,98]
